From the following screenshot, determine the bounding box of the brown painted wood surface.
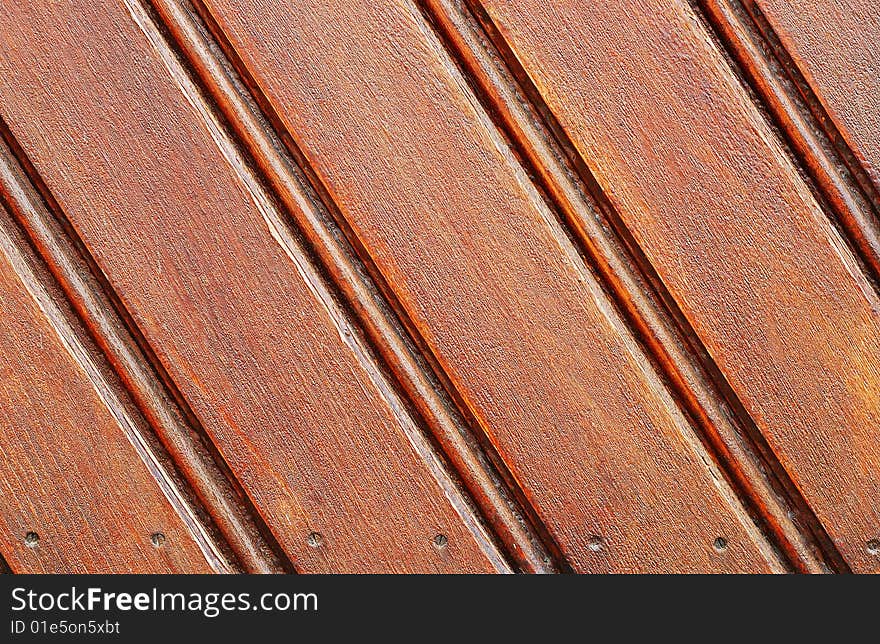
[0,0,505,573]
[752,0,880,192]
[694,0,880,317]
[0,218,213,573]
[192,0,787,573]
[476,0,880,571]
[1,0,879,573]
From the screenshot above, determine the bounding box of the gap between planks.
[125,0,535,573]
[693,0,880,301]
[418,0,849,573]
[0,117,292,574]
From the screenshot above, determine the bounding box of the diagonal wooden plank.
[189,0,785,572]
[138,0,557,572]
[695,0,880,306]
[418,0,830,573]
[0,205,216,573]
[749,0,880,203]
[0,0,507,573]
[0,122,291,573]
[476,0,880,571]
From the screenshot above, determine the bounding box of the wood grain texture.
[194,0,786,572]
[476,0,880,571]
[0,0,506,573]
[142,0,556,573]
[695,0,880,303]
[419,0,830,573]
[752,0,880,195]
[0,122,290,574]
[0,209,213,574]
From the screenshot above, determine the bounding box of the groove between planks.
[0,118,291,574]
[2,0,851,573]
[139,0,561,573]
[420,0,846,572]
[177,2,824,568]
[123,0,514,573]
[693,0,880,301]
[0,196,229,572]
[471,0,880,571]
